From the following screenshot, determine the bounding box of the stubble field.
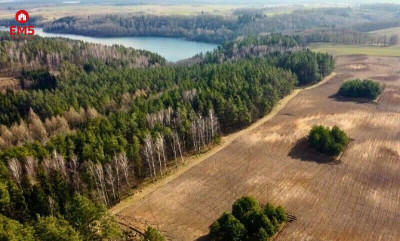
[115,55,400,240]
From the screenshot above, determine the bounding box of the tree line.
[38,6,400,44]
[300,28,399,47]
[0,32,165,77]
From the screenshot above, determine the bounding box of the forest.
[0,32,165,76]
[182,34,334,86]
[0,33,333,239]
[39,6,400,44]
[300,28,399,46]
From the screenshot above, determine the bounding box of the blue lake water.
[0,27,218,62]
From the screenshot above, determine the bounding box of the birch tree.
[143,134,156,178]
[8,158,22,189]
[25,157,38,185]
[88,162,108,205]
[117,152,130,187]
[105,164,116,200]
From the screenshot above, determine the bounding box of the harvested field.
[114,56,400,240]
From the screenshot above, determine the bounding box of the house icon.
[15,10,29,24]
[17,13,26,22]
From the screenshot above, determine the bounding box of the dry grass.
[114,56,400,240]
[310,43,400,57]
[370,27,400,39]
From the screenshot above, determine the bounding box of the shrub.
[338,79,382,100]
[308,125,349,156]
[210,196,286,241]
[143,226,165,241]
[232,196,259,222]
[210,212,246,241]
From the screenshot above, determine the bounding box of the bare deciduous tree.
[45,116,70,137]
[88,162,108,205]
[8,158,22,189]
[25,156,38,185]
[86,107,100,119]
[208,109,218,141]
[52,150,67,178]
[64,107,86,127]
[69,155,81,191]
[10,122,31,146]
[143,134,156,178]
[117,152,130,187]
[0,125,13,147]
[28,109,47,143]
[105,164,116,200]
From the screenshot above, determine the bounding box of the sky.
[3,0,400,4]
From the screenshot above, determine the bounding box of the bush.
[308,125,349,156]
[143,226,165,241]
[210,196,286,241]
[338,79,382,100]
[232,196,259,221]
[210,212,246,241]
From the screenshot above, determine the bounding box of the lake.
[0,27,218,62]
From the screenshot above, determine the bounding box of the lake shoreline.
[0,27,218,62]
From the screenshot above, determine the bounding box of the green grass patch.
[310,43,400,57]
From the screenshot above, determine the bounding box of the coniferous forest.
[0,31,333,240]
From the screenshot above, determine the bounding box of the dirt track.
[114,56,400,240]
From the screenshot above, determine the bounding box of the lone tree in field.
[308,125,349,157]
[338,79,382,100]
[210,196,287,241]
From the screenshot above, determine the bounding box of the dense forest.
[39,6,400,44]
[0,34,333,239]
[43,15,238,43]
[186,34,334,86]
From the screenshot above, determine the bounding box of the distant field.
[0,3,351,20]
[370,27,400,36]
[310,43,400,57]
[0,4,244,20]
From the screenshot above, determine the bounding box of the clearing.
[114,56,400,240]
[310,43,400,57]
